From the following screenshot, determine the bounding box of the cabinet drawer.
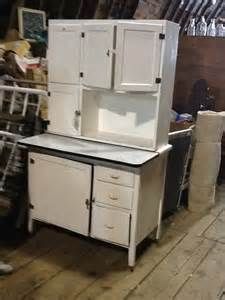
[91,205,130,246]
[94,181,133,210]
[95,166,134,187]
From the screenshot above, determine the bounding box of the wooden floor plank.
[25,243,124,300]
[204,210,225,243]
[0,232,95,300]
[175,242,225,300]
[126,234,214,300]
[78,228,186,300]
[3,228,65,271]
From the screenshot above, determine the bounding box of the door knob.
[75,110,81,116]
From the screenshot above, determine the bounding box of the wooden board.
[0,187,225,300]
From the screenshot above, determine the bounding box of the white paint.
[115,22,163,92]
[48,20,179,151]
[48,24,81,84]
[29,153,92,236]
[48,83,81,137]
[82,24,114,89]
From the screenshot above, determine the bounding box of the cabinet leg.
[28,215,34,234]
[128,244,136,269]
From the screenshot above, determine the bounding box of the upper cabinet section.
[115,23,163,92]
[48,24,81,85]
[82,24,114,89]
[48,21,179,93]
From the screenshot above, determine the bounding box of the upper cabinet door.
[115,23,164,92]
[48,83,81,137]
[48,24,81,85]
[82,24,114,89]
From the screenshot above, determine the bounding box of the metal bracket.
[159,33,165,40]
[155,78,162,84]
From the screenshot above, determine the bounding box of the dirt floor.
[1,185,225,300]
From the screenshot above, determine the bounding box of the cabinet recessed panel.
[81,90,157,149]
[48,83,81,137]
[115,23,163,92]
[83,24,114,89]
[29,153,92,236]
[48,24,81,84]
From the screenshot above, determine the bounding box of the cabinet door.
[29,153,92,236]
[82,24,114,89]
[115,23,163,92]
[48,83,81,137]
[48,24,81,84]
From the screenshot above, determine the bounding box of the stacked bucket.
[189,111,224,212]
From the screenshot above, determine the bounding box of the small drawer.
[94,181,133,210]
[91,205,130,246]
[95,166,134,187]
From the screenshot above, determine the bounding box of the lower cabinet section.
[29,153,92,236]
[91,205,130,246]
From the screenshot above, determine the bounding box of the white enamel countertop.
[19,134,171,167]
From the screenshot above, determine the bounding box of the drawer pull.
[110,175,119,180]
[109,194,119,201]
[105,225,114,230]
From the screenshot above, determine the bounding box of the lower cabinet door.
[91,205,130,246]
[29,153,91,236]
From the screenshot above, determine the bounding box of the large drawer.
[95,166,134,187]
[94,180,133,210]
[91,205,130,246]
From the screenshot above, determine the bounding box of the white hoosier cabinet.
[20,20,179,269]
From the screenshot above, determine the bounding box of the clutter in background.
[0,11,47,236]
[189,111,224,213]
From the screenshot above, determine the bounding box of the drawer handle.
[109,194,118,201]
[110,175,119,180]
[105,225,114,230]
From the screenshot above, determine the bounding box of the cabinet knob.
[109,194,118,201]
[85,199,90,209]
[105,225,114,230]
[110,175,119,180]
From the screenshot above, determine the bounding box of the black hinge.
[80,72,84,78]
[155,77,162,84]
[159,33,165,40]
[81,32,85,38]
[30,158,35,164]
[47,91,51,97]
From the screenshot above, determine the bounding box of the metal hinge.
[159,33,165,40]
[155,77,162,84]
[80,72,84,78]
[81,32,85,38]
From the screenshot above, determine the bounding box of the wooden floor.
[1,186,225,300]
